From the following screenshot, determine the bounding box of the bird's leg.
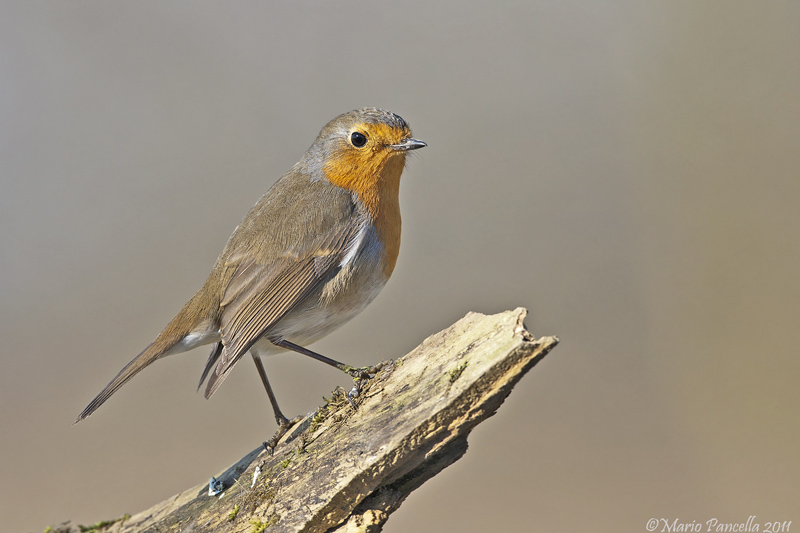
[251,353,303,455]
[271,339,390,404]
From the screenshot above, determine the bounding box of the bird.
[76,107,426,452]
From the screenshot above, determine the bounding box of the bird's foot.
[263,414,304,455]
[344,360,391,381]
[344,360,392,408]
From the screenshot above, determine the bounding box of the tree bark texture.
[51,308,558,533]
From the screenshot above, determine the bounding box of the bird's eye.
[350,131,368,147]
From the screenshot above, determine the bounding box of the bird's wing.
[202,218,364,398]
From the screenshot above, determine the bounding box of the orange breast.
[323,149,405,278]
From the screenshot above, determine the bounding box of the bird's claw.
[263,414,304,455]
[344,360,391,409]
[345,360,390,381]
[346,381,364,409]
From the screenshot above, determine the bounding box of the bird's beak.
[390,138,427,151]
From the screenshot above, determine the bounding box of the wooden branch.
[52,308,558,533]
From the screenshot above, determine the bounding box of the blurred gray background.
[2,2,798,532]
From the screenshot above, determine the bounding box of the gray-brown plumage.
[76,109,425,452]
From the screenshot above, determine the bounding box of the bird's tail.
[74,341,166,423]
[75,297,214,423]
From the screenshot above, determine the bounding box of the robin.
[76,108,426,452]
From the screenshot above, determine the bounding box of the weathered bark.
[52,308,558,533]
